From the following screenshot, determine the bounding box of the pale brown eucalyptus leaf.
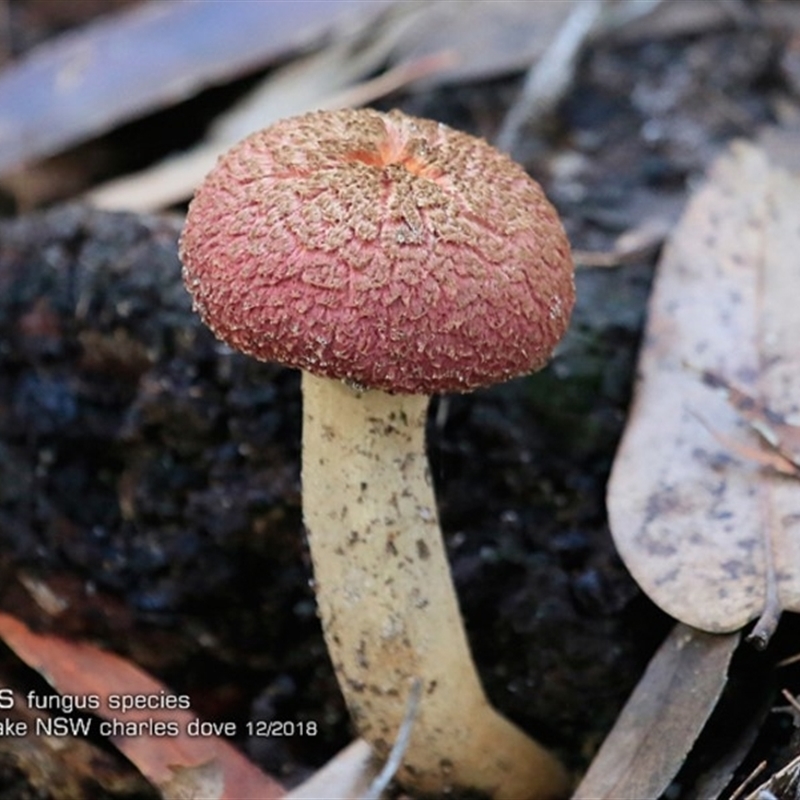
[607,130,800,642]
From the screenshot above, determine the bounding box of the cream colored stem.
[301,372,568,799]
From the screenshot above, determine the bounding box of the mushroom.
[180,108,574,799]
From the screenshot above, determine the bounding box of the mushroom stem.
[301,372,568,799]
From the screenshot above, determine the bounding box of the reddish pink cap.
[180,108,574,394]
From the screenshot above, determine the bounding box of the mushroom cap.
[180,108,575,394]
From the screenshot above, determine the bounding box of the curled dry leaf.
[607,130,800,643]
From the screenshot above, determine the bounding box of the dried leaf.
[86,19,454,212]
[284,739,378,800]
[0,0,584,189]
[607,130,800,641]
[0,0,392,174]
[573,624,739,800]
[378,0,575,88]
[0,612,284,800]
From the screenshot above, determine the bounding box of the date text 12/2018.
[247,720,317,737]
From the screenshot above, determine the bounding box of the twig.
[495,0,666,158]
[361,678,423,800]
[573,216,670,268]
[729,760,767,800]
[495,0,603,155]
[780,688,800,716]
[776,651,800,668]
[745,510,782,651]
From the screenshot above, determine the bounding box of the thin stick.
[780,688,800,715]
[495,0,603,154]
[776,651,800,668]
[362,678,423,800]
[728,760,766,800]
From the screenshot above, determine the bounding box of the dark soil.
[0,202,657,791]
[0,3,798,798]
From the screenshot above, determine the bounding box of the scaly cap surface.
[180,108,575,393]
